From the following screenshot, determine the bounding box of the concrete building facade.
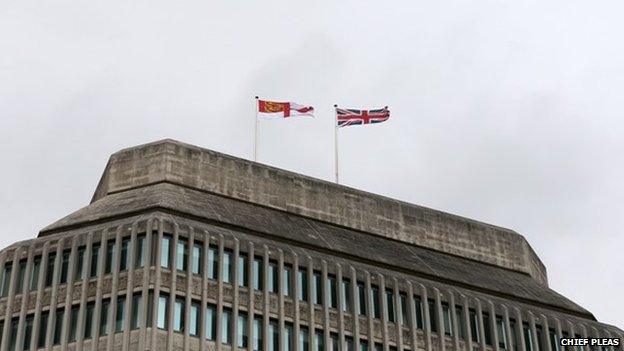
[0,139,620,351]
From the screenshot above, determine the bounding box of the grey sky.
[1,0,622,327]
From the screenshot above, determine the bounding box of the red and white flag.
[257,99,314,120]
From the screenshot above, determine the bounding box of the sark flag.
[257,100,315,120]
[336,107,390,127]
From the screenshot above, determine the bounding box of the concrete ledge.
[79,139,547,284]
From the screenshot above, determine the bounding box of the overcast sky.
[1,0,623,327]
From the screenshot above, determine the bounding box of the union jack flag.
[336,106,390,127]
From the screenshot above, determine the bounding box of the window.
[344,336,354,351]
[174,298,185,332]
[161,235,172,269]
[120,238,130,271]
[300,326,310,351]
[284,323,293,351]
[9,318,18,351]
[30,257,41,291]
[135,234,146,268]
[131,293,143,330]
[297,268,308,301]
[509,319,518,351]
[192,242,202,275]
[253,258,263,290]
[69,305,79,342]
[207,246,218,280]
[268,262,278,293]
[330,333,339,351]
[371,286,380,318]
[37,311,48,348]
[400,293,408,325]
[84,302,95,339]
[268,320,279,351]
[470,309,480,343]
[483,312,492,346]
[386,289,395,322]
[222,251,232,283]
[237,312,248,348]
[221,308,232,344]
[15,260,27,294]
[360,340,369,351]
[105,240,115,274]
[414,296,424,329]
[314,331,324,351]
[90,243,100,277]
[442,303,453,336]
[253,316,263,351]
[497,316,508,349]
[341,279,351,312]
[238,254,249,287]
[60,250,70,284]
[53,308,64,345]
[536,326,545,351]
[115,295,126,332]
[206,304,217,340]
[523,323,533,351]
[177,238,188,272]
[45,253,55,287]
[190,302,200,336]
[101,299,112,335]
[312,271,323,305]
[455,306,466,339]
[1,262,13,296]
[549,328,559,351]
[357,283,366,315]
[327,276,337,308]
[74,247,85,281]
[427,299,438,333]
[283,266,292,296]
[157,294,169,330]
[23,315,34,351]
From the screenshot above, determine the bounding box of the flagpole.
[254,96,259,162]
[334,104,339,184]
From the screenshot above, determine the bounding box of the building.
[0,139,620,351]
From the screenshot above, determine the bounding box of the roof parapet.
[73,139,549,285]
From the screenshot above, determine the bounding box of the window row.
[0,292,148,351]
[0,235,148,297]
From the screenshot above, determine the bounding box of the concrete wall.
[89,139,547,284]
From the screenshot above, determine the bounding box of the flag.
[257,99,314,120]
[336,107,390,127]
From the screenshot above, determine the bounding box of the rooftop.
[38,139,593,318]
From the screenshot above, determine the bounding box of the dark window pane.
[120,238,130,271]
[2,263,14,295]
[53,308,64,345]
[74,247,85,281]
[105,241,115,274]
[30,257,41,291]
[207,246,218,280]
[45,254,55,287]
[60,250,70,284]
[15,260,27,294]
[37,311,49,348]
[100,299,110,335]
[135,235,146,268]
[90,244,100,278]
[69,305,79,342]
[386,289,395,322]
[84,302,95,339]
